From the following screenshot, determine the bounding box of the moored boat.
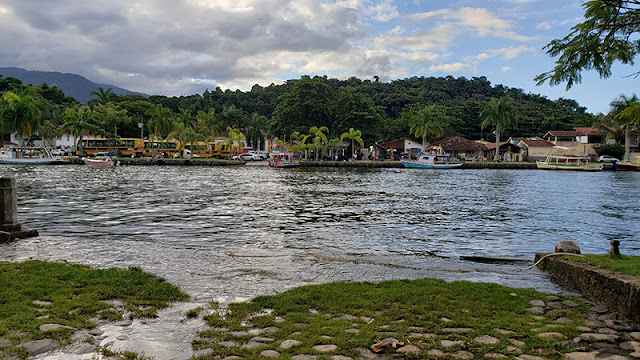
[269,151,299,168]
[0,147,65,165]
[613,155,640,171]
[83,157,118,166]
[536,155,602,171]
[401,153,463,169]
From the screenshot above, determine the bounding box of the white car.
[597,155,619,163]
[238,151,264,161]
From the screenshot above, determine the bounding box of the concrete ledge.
[0,229,39,242]
[535,253,640,327]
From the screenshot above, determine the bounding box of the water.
[1,164,638,359]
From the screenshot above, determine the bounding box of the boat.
[401,153,463,169]
[536,155,603,171]
[0,147,65,165]
[269,151,299,168]
[83,156,118,166]
[613,155,640,171]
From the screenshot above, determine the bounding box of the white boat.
[83,157,118,166]
[536,155,603,171]
[0,147,65,165]
[269,151,299,168]
[401,153,463,169]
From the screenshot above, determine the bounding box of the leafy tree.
[535,1,640,89]
[146,104,174,138]
[37,120,61,147]
[610,94,640,160]
[93,103,131,138]
[90,87,115,104]
[222,127,245,159]
[176,108,195,128]
[333,87,385,145]
[166,121,199,157]
[480,96,518,161]
[196,108,222,138]
[403,104,449,150]
[218,105,247,129]
[243,113,267,150]
[61,105,103,155]
[0,91,42,141]
[340,128,364,159]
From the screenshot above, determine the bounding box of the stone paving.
[190,296,640,360]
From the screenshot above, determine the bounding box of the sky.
[0,0,637,115]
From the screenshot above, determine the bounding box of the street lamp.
[138,122,143,139]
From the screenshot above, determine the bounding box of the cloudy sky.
[0,0,637,114]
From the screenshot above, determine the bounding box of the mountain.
[0,67,147,103]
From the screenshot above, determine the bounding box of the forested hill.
[0,67,145,103]
[149,75,595,143]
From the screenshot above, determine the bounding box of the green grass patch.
[563,254,640,276]
[0,260,188,358]
[192,278,589,359]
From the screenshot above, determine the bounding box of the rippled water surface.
[1,164,638,359]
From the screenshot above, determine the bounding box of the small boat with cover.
[0,147,65,165]
[269,151,299,168]
[613,155,640,171]
[535,155,602,171]
[401,153,463,169]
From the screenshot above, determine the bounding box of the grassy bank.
[0,260,188,358]
[191,278,590,359]
[563,254,640,276]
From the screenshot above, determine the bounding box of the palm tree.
[302,126,329,159]
[176,108,195,128]
[408,105,448,151]
[90,87,115,104]
[0,91,42,143]
[609,94,640,161]
[196,108,222,138]
[340,128,364,159]
[146,104,174,138]
[223,127,246,159]
[243,113,267,150]
[480,96,518,161]
[166,121,199,158]
[37,120,60,147]
[61,105,103,156]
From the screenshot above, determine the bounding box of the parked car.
[238,151,264,161]
[597,155,620,163]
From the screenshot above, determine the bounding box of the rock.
[599,313,617,321]
[261,326,280,334]
[313,344,338,352]
[88,328,104,336]
[441,317,452,322]
[360,316,373,323]
[517,356,545,360]
[345,328,360,334]
[259,350,280,358]
[509,339,525,347]
[0,338,12,348]
[356,347,377,359]
[38,324,76,332]
[556,317,573,324]
[591,305,609,314]
[294,323,308,328]
[484,353,508,359]
[291,355,317,360]
[577,326,592,332]
[495,329,515,335]
[631,352,640,359]
[280,339,303,349]
[531,348,555,355]
[580,333,620,343]
[442,327,473,333]
[322,335,334,340]
[530,300,546,307]
[591,342,617,349]
[113,320,133,327]
[250,336,275,343]
[585,320,605,328]
[563,300,579,308]
[221,357,243,360]
[555,240,581,254]
[537,332,566,339]
[474,335,500,344]
[36,315,49,320]
[331,356,353,360]
[218,341,239,347]
[192,348,214,357]
[621,341,640,352]
[557,340,589,351]
[396,345,421,354]
[452,350,475,359]
[21,339,59,355]
[546,296,561,302]
[604,320,631,331]
[506,346,522,354]
[441,340,464,347]
[408,332,434,338]
[527,307,545,314]
[428,349,446,356]
[547,302,565,309]
[68,342,98,355]
[565,353,597,360]
[32,300,52,307]
[597,328,617,335]
[631,333,640,341]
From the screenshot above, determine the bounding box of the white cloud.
[501,66,512,72]
[366,0,399,22]
[409,7,512,37]
[429,62,467,73]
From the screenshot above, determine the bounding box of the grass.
[0,260,189,359]
[192,278,589,359]
[563,254,640,276]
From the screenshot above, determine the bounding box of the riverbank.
[65,157,615,170]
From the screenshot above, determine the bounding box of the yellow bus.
[211,142,240,159]
[143,140,180,158]
[184,141,211,158]
[76,138,144,157]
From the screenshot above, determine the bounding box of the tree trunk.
[494,128,501,161]
[352,139,355,159]
[422,136,426,153]
[624,128,630,161]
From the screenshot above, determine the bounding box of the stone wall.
[535,254,640,327]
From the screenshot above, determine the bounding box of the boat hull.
[83,158,116,166]
[401,160,463,169]
[536,161,603,171]
[0,158,61,165]
[613,160,640,171]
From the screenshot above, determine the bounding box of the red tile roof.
[573,127,599,136]
[429,136,488,151]
[511,137,554,147]
[545,130,581,137]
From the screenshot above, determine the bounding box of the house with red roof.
[427,136,488,160]
[508,137,554,161]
